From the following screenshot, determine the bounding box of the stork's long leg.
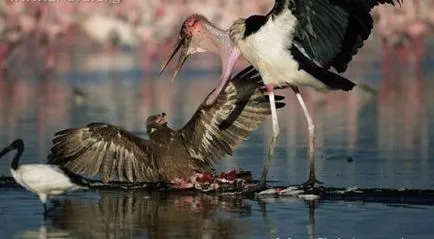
[259,84,280,188]
[291,86,322,187]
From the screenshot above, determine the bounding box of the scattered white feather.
[258,188,279,196]
[336,186,363,194]
[298,194,320,201]
[278,186,304,196]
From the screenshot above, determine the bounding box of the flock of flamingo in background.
[0,0,433,71]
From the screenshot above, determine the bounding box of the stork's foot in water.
[301,178,323,188]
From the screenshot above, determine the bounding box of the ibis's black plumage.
[48,66,285,184]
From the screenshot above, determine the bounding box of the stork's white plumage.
[160,0,403,188]
[0,139,87,214]
[232,10,328,89]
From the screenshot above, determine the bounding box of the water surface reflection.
[6,189,433,239]
[47,191,251,239]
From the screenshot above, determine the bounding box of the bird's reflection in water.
[45,190,252,238]
[307,201,316,239]
[18,225,72,239]
[259,197,317,239]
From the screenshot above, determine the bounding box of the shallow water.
[1,188,434,239]
[1,39,434,238]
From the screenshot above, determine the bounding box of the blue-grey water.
[1,39,434,238]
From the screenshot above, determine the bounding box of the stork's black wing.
[267,0,402,72]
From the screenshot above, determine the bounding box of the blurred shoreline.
[0,0,433,74]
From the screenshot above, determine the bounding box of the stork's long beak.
[159,32,192,83]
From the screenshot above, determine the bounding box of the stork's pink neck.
[192,22,232,63]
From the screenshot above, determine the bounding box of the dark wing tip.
[231,65,258,84]
[276,102,286,109]
[218,99,249,131]
[59,166,90,187]
[86,122,108,127]
[263,95,285,101]
[275,95,285,101]
[218,120,232,131]
[232,65,256,81]
[54,128,75,136]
